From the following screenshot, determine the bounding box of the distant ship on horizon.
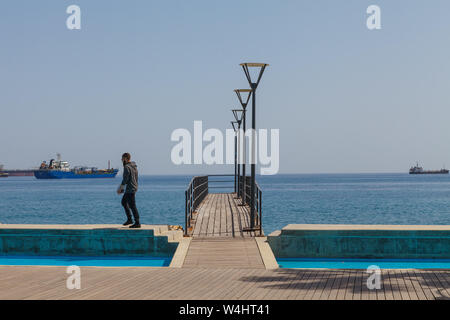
[0,165,8,178]
[0,164,32,177]
[34,154,118,179]
[409,162,449,174]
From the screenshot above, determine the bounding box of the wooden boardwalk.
[182,193,265,269]
[183,238,265,269]
[189,193,258,238]
[0,266,449,300]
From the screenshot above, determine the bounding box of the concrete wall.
[0,225,180,256]
[268,224,450,259]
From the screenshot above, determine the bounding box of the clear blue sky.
[1,0,450,174]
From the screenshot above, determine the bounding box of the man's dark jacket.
[121,161,138,193]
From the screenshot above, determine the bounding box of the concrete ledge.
[255,237,279,269]
[0,224,182,257]
[0,224,166,231]
[280,224,450,231]
[169,237,191,268]
[268,224,450,259]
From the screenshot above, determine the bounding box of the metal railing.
[184,174,234,236]
[185,174,262,236]
[239,176,263,235]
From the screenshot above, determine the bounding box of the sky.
[1,0,450,174]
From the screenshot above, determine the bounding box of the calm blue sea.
[0,174,450,234]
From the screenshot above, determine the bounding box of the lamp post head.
[232,109,244,123]
[240,63,269,89]
[239,63,269,67]
[234,89,252,108]
[231,121,238,132]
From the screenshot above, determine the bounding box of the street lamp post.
[231,121,238,193]
[240,63,268,231]
[234,89,252,205]
[232,109,243,199]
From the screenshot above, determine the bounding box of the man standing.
[117,153,140,228]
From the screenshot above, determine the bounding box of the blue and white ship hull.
[34,169,119,179]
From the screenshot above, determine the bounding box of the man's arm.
[121,165,130,187]
[117,166,130,194]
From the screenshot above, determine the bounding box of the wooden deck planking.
[406,270,427,300]
[220,194,227,236]
[413,269,435,300]
[385,270,394,300]
[337,270,351,300]
[436,271,450,297]
[188,193,258,238]
[211,194,220,236]
[1,266,447,300]
[182,193,265,272]
[182,238,265,269]
[229,195,241,237]
[225,195,234,236]
[428,270,450,299]
[206,194,216,236]
[327,270,343,300]
[192,194,210,237]
[401,269,418,300]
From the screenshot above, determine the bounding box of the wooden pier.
[183,192,266,269]
[189,193,258,238]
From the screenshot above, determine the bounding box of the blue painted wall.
[268,228,450,259]
[0,228,178,256]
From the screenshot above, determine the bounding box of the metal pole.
[250,85,256,229]
[242,109,246,203]
[236,125,241,198]
[234,134,237,193]
[185,190,188,236]
[240,63,268,232]
[259,189,262,236]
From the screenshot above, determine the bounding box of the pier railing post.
[234,133,237,193]
[259,189,262,236]
[185,190,188,236]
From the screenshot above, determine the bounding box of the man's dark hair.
[122,153,131,161]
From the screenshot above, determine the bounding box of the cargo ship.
[34,156,118,179]
[0,165,8,178]
[1,163,34,176]
[409,162,449,174]
[2,169,34,176]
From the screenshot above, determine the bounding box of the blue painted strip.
[277,258,450,269]
[280,235,450,239]
[0,255,172,267]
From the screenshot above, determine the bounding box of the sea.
[0,173,450,234]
